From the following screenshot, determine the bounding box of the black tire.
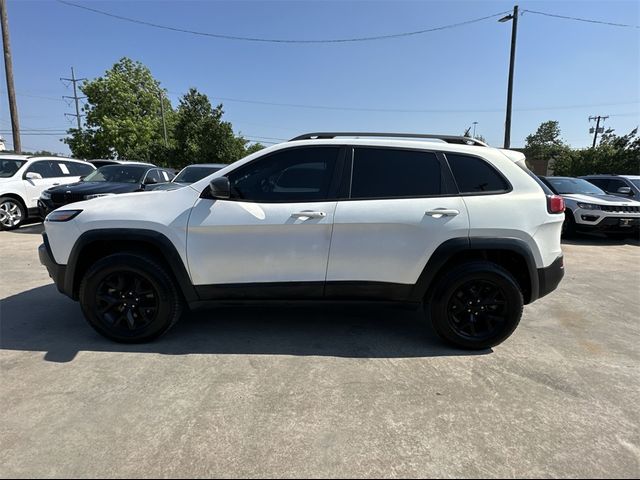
[0,196,26,231]
[427,261,524,350]
[561,210,577,238]
[79,253,183,343]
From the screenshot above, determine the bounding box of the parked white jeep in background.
[0,155,95,230]
[39,133,566,349]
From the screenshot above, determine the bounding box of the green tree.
[245,142,266,155]
[523,121,570,166]
[172,88,249,168]
[552,128,640,176]
[64,57,173,162]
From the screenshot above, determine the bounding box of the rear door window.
[446,153,509,194]
[25,161,59,178]
[350,148,443,199]
[62,161,95,177]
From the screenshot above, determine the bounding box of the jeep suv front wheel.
[428,261,524,350]
[79,253,183,343]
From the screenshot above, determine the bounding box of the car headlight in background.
[576,202,601,210]
[84,193,116,200]
[40,191,51,200]
[46,210,82,222]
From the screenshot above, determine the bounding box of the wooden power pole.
[0,0,20,153]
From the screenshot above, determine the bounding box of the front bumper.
[536,255,564,300]
[38,235,69,297]
[572,208,640,232]
[37,198,55,219]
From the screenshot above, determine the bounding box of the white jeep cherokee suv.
[39,133,565,349]
[0,155,95,230]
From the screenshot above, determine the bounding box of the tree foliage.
[173,88,247,168]
[64,58,171,162]
[523,121,570,168]
[64,58,259,167]
[551,127,640,176]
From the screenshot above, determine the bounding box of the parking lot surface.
[1,224,639,478]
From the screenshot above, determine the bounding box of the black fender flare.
[409,237,539,303]
[64,228,198,303]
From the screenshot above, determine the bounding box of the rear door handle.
[291,211,327,219]
[425,208,460,218]
[52,183,60,186]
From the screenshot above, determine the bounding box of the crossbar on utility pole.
[61,67,86,131]
[501,5,519,149]
[0,0,20,153]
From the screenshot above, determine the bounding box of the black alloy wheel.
[428,261,524,349]
[447,279,508,341]
[95,271,160,333]
[79,253,183,343]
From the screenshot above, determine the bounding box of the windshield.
[0,159,26,178]
[173,166,222,184]
[631,179,640,189]
[547,177,606,195]
[83,165,148,183]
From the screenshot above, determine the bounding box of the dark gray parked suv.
[581,175,640,199]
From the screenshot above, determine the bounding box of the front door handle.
[425,208,460,218]
[291,211,327,219]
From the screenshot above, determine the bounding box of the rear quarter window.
[446,153,510,194]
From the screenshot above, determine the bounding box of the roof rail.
[289,132,489,147]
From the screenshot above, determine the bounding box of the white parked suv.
[39,133,566,349]
[0,155,95,230]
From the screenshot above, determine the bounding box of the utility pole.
[61,67,85,130]
[499,5,519,149]
[589,115,609,148]
[0,0,20,153]
[159,91,168,147]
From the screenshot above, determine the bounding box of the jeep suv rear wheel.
[428,261,524,350]
[79,253,183,343]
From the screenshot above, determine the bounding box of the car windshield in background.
[631,179,640,189]
[548,177,606,195]
[173,166,222,184]
[0,159,26,178]
[83,165,148,184]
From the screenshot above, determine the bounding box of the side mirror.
[617,186,633,196]
[25,172,43,180]
[209,176,230,199]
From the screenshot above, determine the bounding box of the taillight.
[547,195,565,214]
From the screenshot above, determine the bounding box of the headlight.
[40,191,51,200]
[84,193,115,200]
[46,209,82,222]
[576,202,601,210]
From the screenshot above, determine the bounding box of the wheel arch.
[411,237,539,305]
[0,192,28,210]
[64,229,198,303]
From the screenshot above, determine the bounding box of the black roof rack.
[289,132,488,147]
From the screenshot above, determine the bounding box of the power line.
[207,96,640,113]
[56,1,511,43]
[522,9,639,29]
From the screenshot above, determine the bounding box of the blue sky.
[1,0,638,155]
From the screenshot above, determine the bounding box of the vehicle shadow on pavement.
[0,284,490,363]
[10,222,44,235]
[561,233,640,246]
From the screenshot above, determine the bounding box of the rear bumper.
[38,235,70,298]
[536,255,564,300]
